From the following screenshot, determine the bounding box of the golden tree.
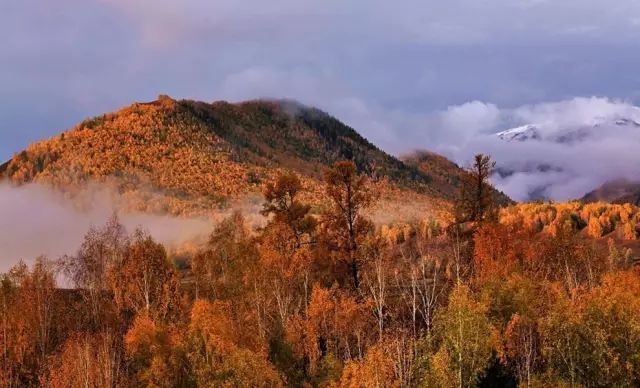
[261,171,316,248]
[47,331,124,388]
[260,171,317,322]
[187,300,282,387]
[62,214,127,329]
[110,230,180,320]
[192,212,258,300]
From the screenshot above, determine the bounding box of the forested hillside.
[0,96,478,218]
[2,158,640,387]
[6,0,640,386]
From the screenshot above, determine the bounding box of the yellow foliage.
[337,345,398,388]
[501,201,640,240]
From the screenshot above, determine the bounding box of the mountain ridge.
[0,95,483,218]
[496,115,640,144]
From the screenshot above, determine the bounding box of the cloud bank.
[420,97,640,201]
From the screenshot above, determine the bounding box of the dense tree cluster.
[2,159,640,387]
[501,201,640,240]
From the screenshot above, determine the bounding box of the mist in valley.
[0,182,266,272]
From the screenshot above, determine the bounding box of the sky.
[3,0,640,200]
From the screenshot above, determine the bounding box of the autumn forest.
[2,151,640,387]
[5,0,640,385]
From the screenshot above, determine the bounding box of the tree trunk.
[350,258,359,290]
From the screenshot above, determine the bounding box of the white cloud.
[432,97,640,201]
[510,97,640,133]
[442,101,501,134]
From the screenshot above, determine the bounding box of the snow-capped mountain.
[490,111,640,201]
[496,124,541,142]
[496,116,640,144]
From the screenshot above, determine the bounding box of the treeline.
[2,157,640,387]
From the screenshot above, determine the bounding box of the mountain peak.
[496,124,541,142]
[496,115,640,145]
[492,111,640,202]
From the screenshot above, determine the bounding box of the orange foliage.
[189,300,282,387]
[4,151,640,386]
[306,285,374,362]
[473,223,531,283]
[124,314,186,387]
[48,331,123,388]
[501,201,640,240]
[338,344,398,388]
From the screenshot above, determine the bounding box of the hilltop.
[0,96,477,219]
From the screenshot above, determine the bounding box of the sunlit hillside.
[0,96,479,220]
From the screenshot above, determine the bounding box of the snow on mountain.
[496,116,640,144]
[489,109,640,201]
[496,124,541,142]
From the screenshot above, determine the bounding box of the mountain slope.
[1,96,469,217]
[496,116,640,144]
[402,150,513,206]
[180,98,427,186]
[0,160,9,176]
[581,179,640,205]
[400,150,464,198]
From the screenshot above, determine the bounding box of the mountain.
[581,179,640,205]
[496,124,541,142]
[400,150,465,198]
[493,114,640,201]
[0,160,9,176]
[0,96,472,218]
[496,116,640,144]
